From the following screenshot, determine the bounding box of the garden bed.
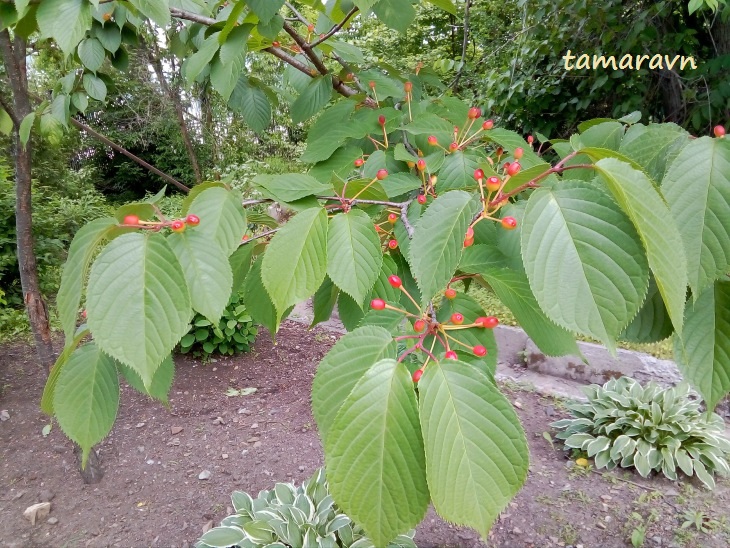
[0,322,728,548]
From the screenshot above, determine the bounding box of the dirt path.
[1,322,728,548]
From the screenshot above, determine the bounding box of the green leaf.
[77,38,105,72]
[425,0,457,14]
[130,0,170,26]
[403,112,452,136]
[37,0,92,55]
[577,121,624,151]
[337,291,365,331]
[0,108,12,136]
[312,326,396,444]
[620,277,673,343]
[199,526,246,548]
[486,128,543,169]
[219,23,251,64]
[83,73,107,102]
[674,281,730,410]
[229,244,254,294]
[382,172,422,198]
[94,23,122,53]
[253,173,332,202]
[594,158,688,335]
[410,191,479,306]
[53,343,119,467]
[86,233,191,388]
[117,355,175,405]
[479,268,580,357]
[439,151,481,191]
[57,217,119,343]
[19,112,34,147]
[291,76,333,124]
[243,257,281,334]
[186,187,247,256]
[326,359,429,546]
[184,32,220,83]
[326,211,383,304]
[419,360,528,537]
[262,207,328,315]
[372,0,417,33]
[310,276,339,328]
[229,76,271,133]
[41,327,90,415]
[168,230,233,325]
[619,123,689,182]
[521,181,649,350]
[245,0,284,23]
[71,91,88,113]
[663,137,730,295]
[210,54,243,101]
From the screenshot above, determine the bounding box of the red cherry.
[123,214,140,225]
[404,81,413,92]
[514,147,524,160]
[369,80,376,89]
[444,288,457,299]
[377,169,389,180]
[388,275,402,288]
[272,41,280,47]
[388,213,398,224]
[476,316,499,329]
[82,309,87,319]
[307,23,315,32]
[486,176,501,192]
[449,142,459,152]
[378,115,386,126]
[473,345,487,357]
[185,214,200,226]
[451,312,464,325]
[482,119,494,130]
[371,299,386,310]
[463,237,474,248]
[171,220,186,233]
[714,125,726,138]
[414,319,426,333]
[445,350,458,360]
[416,159,426,171]
[417,194,427,205]
[501,216,518,230]
[527,135,534,144]
[474,168,485,180]
[242,235,249,241]
[496,146,504,156]
[465,226,474,240]
[468,107,481,119]
[507,162,521,176]
[388,239,398,250]
[428,135,438,145]
[412,368,423,382]
[354,158,364,167]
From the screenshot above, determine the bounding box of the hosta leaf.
[479,268,580,357]
[410,191,479,306]
[37,0,92,55]
[674,281,730,411]
[199,526,246,548]
[594,158,687,335]
[662,137,730,295]
[186,187,247,256]
[168,230,233,325]
[521,181,649,350]
[116,355,175,405]
[86,233,191,388]
[53,343,119,467]
[57,217,118,343]
[419,360,528,538]
[312,326,396,444]
[326,359,429,546]
[327,210,383,304]
[262,207,328,316]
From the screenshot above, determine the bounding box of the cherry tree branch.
[311,7,360,47]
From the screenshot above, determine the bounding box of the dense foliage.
[552,377,730,488]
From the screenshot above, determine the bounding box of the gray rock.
[23,503,51,525]
[39,490,55,502]
[47,517,58,525]
[198,470,211,480]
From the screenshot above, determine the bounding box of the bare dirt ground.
[1,321,729,548]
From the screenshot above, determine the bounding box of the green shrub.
[179,292,257,358]
[552,377,730,488]
[197,468,417,548]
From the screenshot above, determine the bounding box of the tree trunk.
[0,32,55,370]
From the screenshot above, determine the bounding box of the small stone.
[596,522,607,530]
[136,422,145,428]
[545,405,556,417]
[600,495,612,502]
[0,410,9,421]
[47,517,58,525]
[39,490,54,503]
[147,460,155,465]
[576,545,584,548]
[23,503,51,525]
[198,470,211,480]
[604,516,612,523]
[247,437,259,443]
[138,446,145,453]
[250,423,259,429]
[664,488,679,497]
[238,408,250,415]
[651,536,662,546]
[298,465,305,471]
[171,427,183,435]
[513,401,523,409]
[222,454,228,460]
[253,441,262,448]
[213,417,225,425]
[549,536,559,543]
[512,527,522,535]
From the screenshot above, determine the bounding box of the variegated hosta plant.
[196,468,416,548]
[552,377,730,488]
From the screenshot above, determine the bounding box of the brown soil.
[1,321,728,548]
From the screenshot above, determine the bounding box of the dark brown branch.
[451,0,472,90]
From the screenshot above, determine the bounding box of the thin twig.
[310,7,360,48]
[240,228,279,245]
[400,199,415,238]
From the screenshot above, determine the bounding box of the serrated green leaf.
[83,73,107,101]
[71,91,88,113]
[262,207,328,315]
[326,210,383,304]
[419,360,528,538]
[19,112,34,147]
[185,31,220,83]
[403,112,452,136]
[86,233,191,388]
[186,187,247,255]
[57,217,119,343]
[312,326,396,444]
[94,23,121,53]
[117,354,175,405]
[291,76,333,124]
[245,0,284,22]
[78,38,105,72]
[521,181,649,350]
[242,257,281,334]
[337,291,365,331]
[410,191,479,306]
[168,230,233,325]
[663,137,730,295]
[425,0,457,14]
[53,343,119,467]
[37,0,92,55]
[372,0,416,33]
[594,158,687,335]
[229,244,254,294]
[438,151,481,191]
[0,108,12,136]
[619,123,689,182]
[41,327,90,415]
[253,173,332,202]
[130,0,170,26]
[620,277,673,343]
[486,128,542,169]
[382,172,422,198]
[674,281,730,411]
[210,54,243,101]
[310,276,340,328]
[326,359,429,546]
[229,76,271,133]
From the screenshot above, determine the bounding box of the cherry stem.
[238,228,280,246]
[434,329,450,351]
[399,285,421,311]
[444,332,473,349]
[418,342,438,362]
[384,303,419,319]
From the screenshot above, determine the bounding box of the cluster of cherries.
[121,214,200,233]
[370,275,499,383]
